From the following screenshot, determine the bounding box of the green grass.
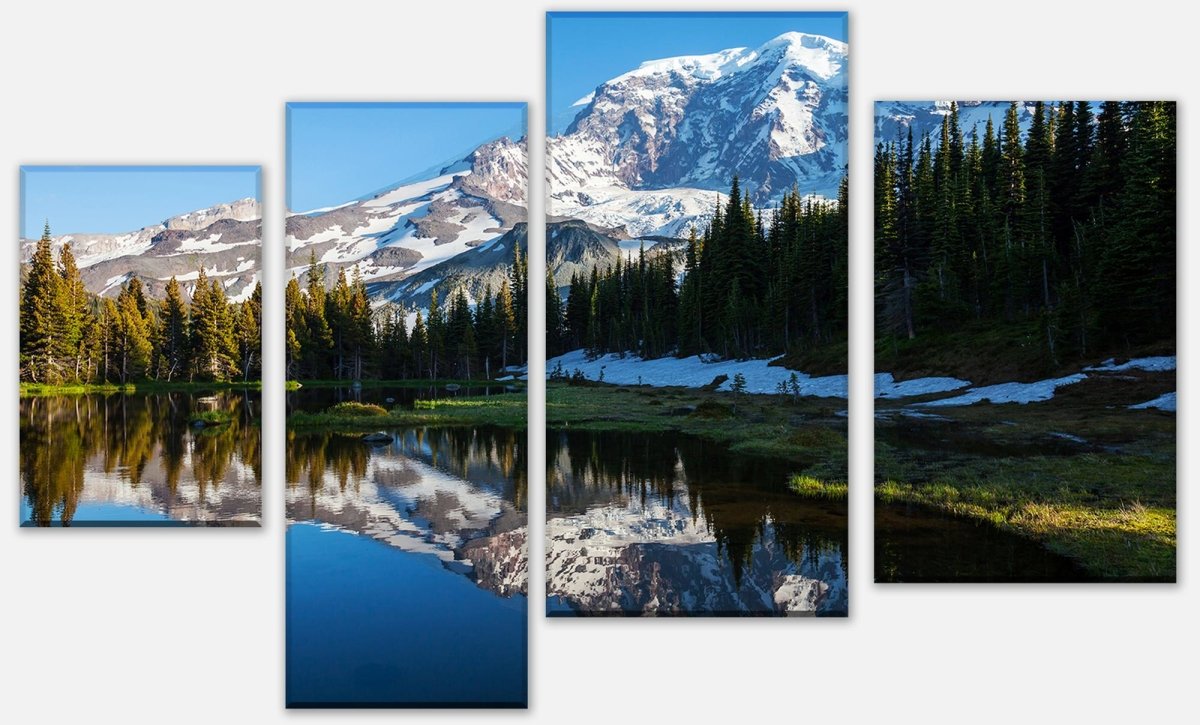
[327,401,388,417]
[288,393,528,430]
[546,382,848,483]
[21,380,261,397]
[875,387,1176,580]
[789,474,848,500]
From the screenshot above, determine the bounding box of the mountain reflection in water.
[284,424,529,707]
[546,430,848,616]
[285,426,528,596]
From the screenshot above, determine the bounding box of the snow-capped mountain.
[548,31,848,237]
[286,136,527,303]
[20,197,261,301]
[369,222,527,307]
[874,100,1041,145]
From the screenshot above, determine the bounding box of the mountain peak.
[605,32,846,89]
[761,30,846,52]
[550,31,848,232]
[753,32,846,80]
[165,197,260,231]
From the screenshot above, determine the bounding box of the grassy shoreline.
[20,381,262,396]
[875,373,1176,580]
[288,393,528,430]
[287,381,849,498]
[287,378,520,389]
[544,382,849,496]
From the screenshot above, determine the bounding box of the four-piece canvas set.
[17,11,1177,710]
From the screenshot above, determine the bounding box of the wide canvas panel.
[545,11,850,616]
[19,165,263,526]
[284,102,528,707]
[873,101,1176,582]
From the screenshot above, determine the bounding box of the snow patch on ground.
[1085,356,1176,373]
[1129,392,1176,412]
[874,372,969,399]
[546,348,846,397]
[916,374,1088,407]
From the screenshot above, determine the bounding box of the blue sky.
[287,102,526,212]
[21,166,259,239]
[547,11,848,133]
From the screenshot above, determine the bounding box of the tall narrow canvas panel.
[873,101,1176,582]
[284,102,529,707]
[19,165,263,526]
[545,12,850,616]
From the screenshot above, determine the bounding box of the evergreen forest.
[285,243,529,381]
[874,101,1175,374]
[19,224,262,386]
[548,175,849,364]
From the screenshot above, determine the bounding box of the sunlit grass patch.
[327,402,388,417]
[789,475,848,500]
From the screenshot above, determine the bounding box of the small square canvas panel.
[873,101,1176,582]
[19,165,263,527]
[284,102,528,708]
[545,11,849,616]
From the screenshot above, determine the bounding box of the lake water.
[284,395,528,707]
[875,502,1088,582]
[19,392,261,526]
[546,429,849,616]
[874,418,1093,582]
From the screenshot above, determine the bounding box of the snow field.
[546,349,847,397]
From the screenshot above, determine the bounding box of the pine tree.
[495,280,516,371]
[115,282,152,383]
[57,243,93,381]
[159,276,190,381]
[284,277,306,379]
[235,283,262,381]
[189,268,237,381]
[20,223,65,383]
[546,268,566,357]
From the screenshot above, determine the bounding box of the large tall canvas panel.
[873,100,1176,582]
[545,12,850,616]
[284,102,529,707]
[19,165,263,527]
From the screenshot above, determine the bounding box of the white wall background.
[0,1,1193,722]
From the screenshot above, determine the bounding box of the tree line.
[875,101,1175,364]
[548,175,848,361]
[19,224,262,385]
[285,243,528,381]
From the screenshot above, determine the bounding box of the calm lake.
[285,388,527,707]
[874,419,1092,582]
[875,502,1088,582]
[19,391,261,526]
[546,429,849,616]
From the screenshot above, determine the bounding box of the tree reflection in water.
[19,392,261,526]
[546,429,849,615]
